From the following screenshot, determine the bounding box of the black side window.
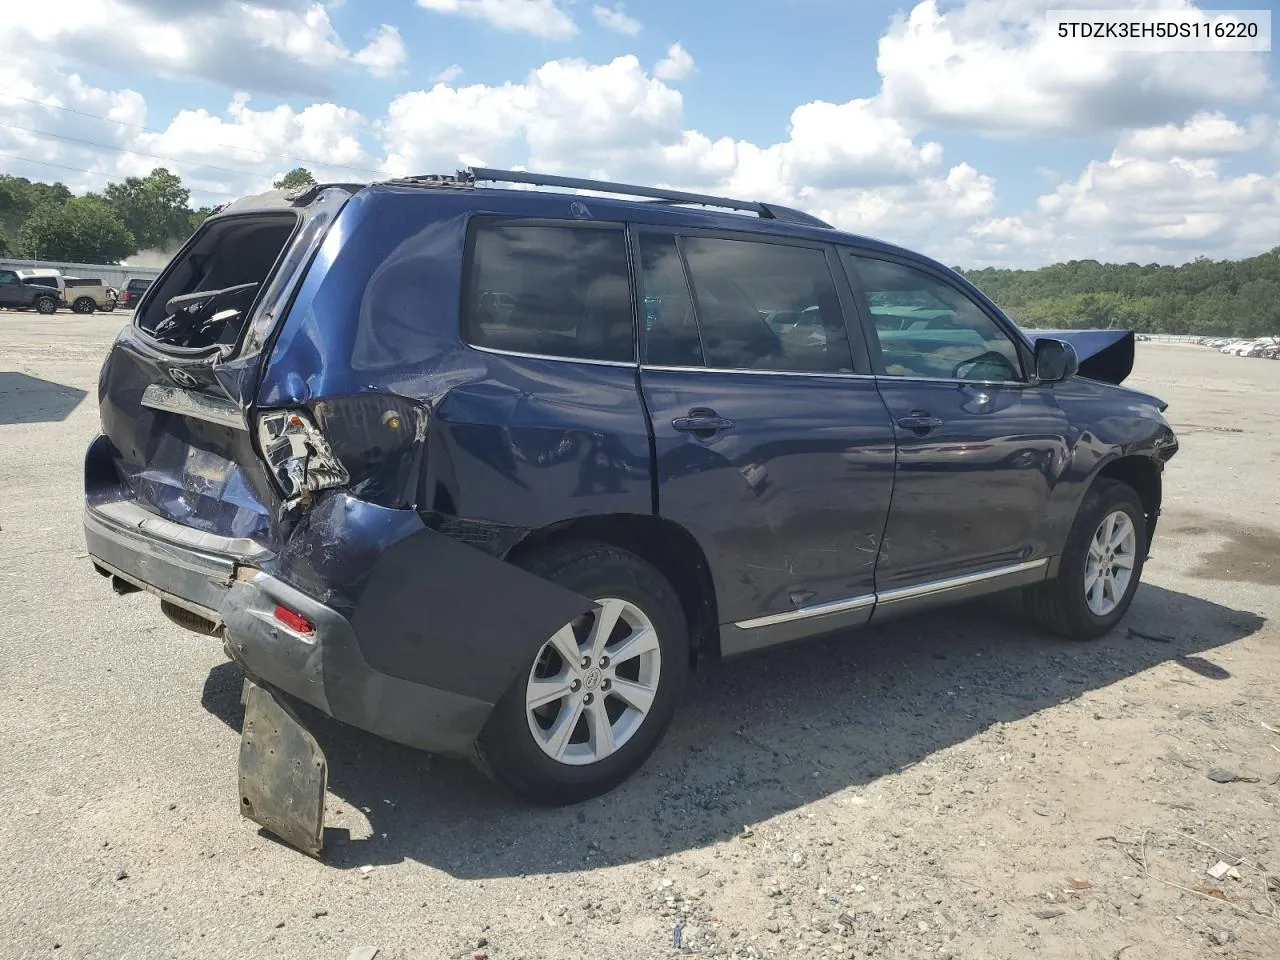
[128,280,149,292]
[846,254,1024,382]
[464,223,634,363]
[0,271,17,284]
[638,234,703,366]
[681,237,853,373]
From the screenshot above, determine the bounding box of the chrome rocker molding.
[874,558,1048,606]
[730,557,1050,633]
[735,592,876,630]
[141,383,248,431]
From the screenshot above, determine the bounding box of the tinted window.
[682,237,852,373]
[638,234,703,366]
[0,271,17,284]
[464,223,633,363]
[127,280,150,293]
[846,255,1024,382]
[25,276,58,289]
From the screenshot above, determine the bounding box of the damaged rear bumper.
[82,498,494,757]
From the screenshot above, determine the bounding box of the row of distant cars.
[0,267,152,314]
[1202,336,1280,359]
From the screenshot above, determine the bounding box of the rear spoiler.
[1025,329,1134,385]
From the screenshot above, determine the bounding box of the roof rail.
[389,166,832,229]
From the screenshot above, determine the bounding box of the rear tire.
[35,296,57,315]
[1025,478,1147,641]
[474,542,689,805]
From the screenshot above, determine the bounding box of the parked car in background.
[83,169,1179,848]
[19,270,66,305]
[63,277,117,313]
[118,277,152,309]
[0,268,61,313]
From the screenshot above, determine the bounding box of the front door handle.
[897,413,943,431]
[673,407,735,436]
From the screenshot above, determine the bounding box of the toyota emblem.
[168,368,198,388]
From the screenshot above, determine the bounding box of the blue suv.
[83,169,1178,841]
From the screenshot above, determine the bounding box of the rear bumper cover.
[84,499,495,756]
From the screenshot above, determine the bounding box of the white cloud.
[592,4,641,35]
[952,152,1280,265]
[380,55,684,176]
[416,0,576,39]
[654,43,694,81]
[878,0,1272,136]
[0,57,375,204]
[1117,112,1274,159]
[378,53,992,260]
[5,0,1277,269]
[8,0,406,96]
[351,25,407,79]
[968,215,1054,246]
[0,65,149,197]
[133,95,373,196]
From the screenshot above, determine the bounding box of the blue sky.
[2,0,1277,267]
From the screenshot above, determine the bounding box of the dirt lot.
[1,313,1277,960]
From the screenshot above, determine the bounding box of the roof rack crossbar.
[464,167,832,229]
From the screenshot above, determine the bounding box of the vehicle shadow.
[200,582,1263,878]
[0,371,88,425]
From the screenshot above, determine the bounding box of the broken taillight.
[256,408,350,507]
[256,395,428,510]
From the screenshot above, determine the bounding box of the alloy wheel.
[525,598,661,766]
[1084,509,1137,616]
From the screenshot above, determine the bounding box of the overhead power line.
[0,152,242,197]
[0,92,382,178]
[0,119,285,181]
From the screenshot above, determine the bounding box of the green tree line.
[961,248,1280,338]
[0,166,316,264]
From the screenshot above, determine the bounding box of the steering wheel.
[953,350,1018,381]
[151,282,259,347]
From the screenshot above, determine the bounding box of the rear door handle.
[673,407,735,436]
[897,413,943,431]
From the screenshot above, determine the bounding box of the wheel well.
[1096,456,1162,548]
[505,514,720,666]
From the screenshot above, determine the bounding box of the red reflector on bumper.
[273,604,315,635]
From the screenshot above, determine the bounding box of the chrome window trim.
[141,383,248,431]
[732,557,1049,629]
[644,364,871,379]
[875,558,1048,605]
[467,343,638,368]
[642,364,1028,387]
[734,593,875,629]
[874,374,1030,388]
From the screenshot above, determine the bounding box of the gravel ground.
[1,314,1277,960]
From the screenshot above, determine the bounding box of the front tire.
[72,297,95,314]
[475,542,689,805]
[1025,478,1147,641]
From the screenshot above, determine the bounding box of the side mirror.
[1035,338,1078,383]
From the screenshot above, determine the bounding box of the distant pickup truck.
[0,268,61,313]
[63,277,117,313]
